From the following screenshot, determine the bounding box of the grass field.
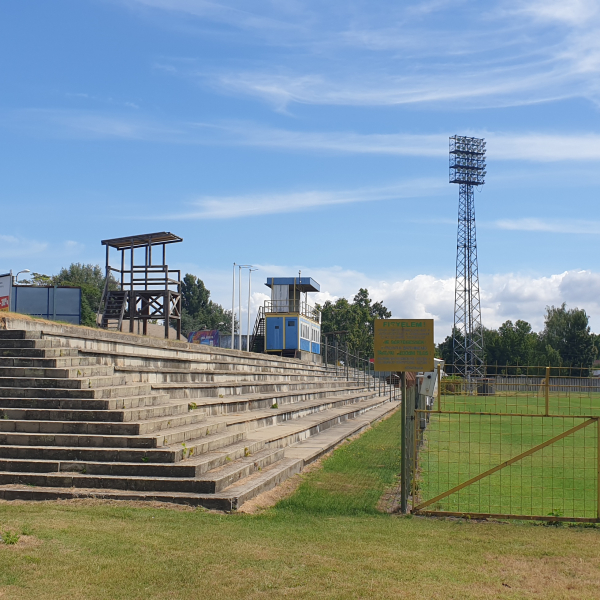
[417,394,600,518]
[2,409,600,599]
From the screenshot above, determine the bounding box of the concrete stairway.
[0,316,398,510]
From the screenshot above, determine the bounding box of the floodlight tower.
[449,135,487,379]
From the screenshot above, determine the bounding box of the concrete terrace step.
[0,448,285,494]
[0,412,227,448]
[116,366,333,384]
[183,384,375,415]
[0,439,267,478]
[0,331,43,340]
[0,348,80,358]
[208,389,381,432]
[0,339,71,349]
[0,392,171,411]
[0,365,115,378]
[0,382,151,399]
[0,429,248,463]
[153,379,362,400]
[123,389,382,448]
[0,404,202,435]
[75,346,328,373]
[0,399,193,424]
[0,357,102,369]
[0,389,377,450]
[0,374,131,390]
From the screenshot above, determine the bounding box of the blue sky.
[2,0,600,339]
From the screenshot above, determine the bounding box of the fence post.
[335,342,338,378]
[545,366,550,416]
[597,418,600,523]
[437,363,442,412]
[401,371,407,513]
[324,337,328,371]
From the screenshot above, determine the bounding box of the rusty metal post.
[545,366,550,416]
[437,362,442,412]
[401,371,407,513]
[597,418,600,522]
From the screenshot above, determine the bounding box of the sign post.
[374,319,434,514]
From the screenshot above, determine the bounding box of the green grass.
[275,409,402,515]
[418,394,600,518]
[1,407,600,599]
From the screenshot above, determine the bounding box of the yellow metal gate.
[411,367,600,522]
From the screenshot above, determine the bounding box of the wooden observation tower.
[97,232,183,340]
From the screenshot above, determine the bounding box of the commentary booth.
[263,277,321,359]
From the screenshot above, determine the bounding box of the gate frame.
[407,365,600,523]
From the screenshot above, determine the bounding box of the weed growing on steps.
[188,402,198,410]
[271,403,278,409]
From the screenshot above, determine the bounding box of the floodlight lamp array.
[449,135,487,186]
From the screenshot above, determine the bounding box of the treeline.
[317,288,391,358]
[22,265,233,335]
[437,304,597,375]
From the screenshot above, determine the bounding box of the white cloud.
[182,263,600,341]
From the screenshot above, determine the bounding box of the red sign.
[0,296,9,311]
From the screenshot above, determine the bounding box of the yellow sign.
[374,319,434,372]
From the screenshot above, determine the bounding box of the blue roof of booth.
[265,277,320,292]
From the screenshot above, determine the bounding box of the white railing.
[264,300,321,323]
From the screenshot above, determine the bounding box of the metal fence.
[406,366,600,522]
[321,339,400,401]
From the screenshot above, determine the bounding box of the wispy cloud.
[495,218,600,234]
[508,0,599,26]
[125,0,600,110]
[8,110,600,163]
[0,235,49,260]
[162,179,443,219]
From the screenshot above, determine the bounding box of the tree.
[539,304,596,375]
[318,288,391,358]
[484,320,539,371]
[179,274,236,338]
[52,263,118,328]
[20,272,53,286]
[436,327,464,373]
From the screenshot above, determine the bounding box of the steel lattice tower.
[449,135,486,378]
